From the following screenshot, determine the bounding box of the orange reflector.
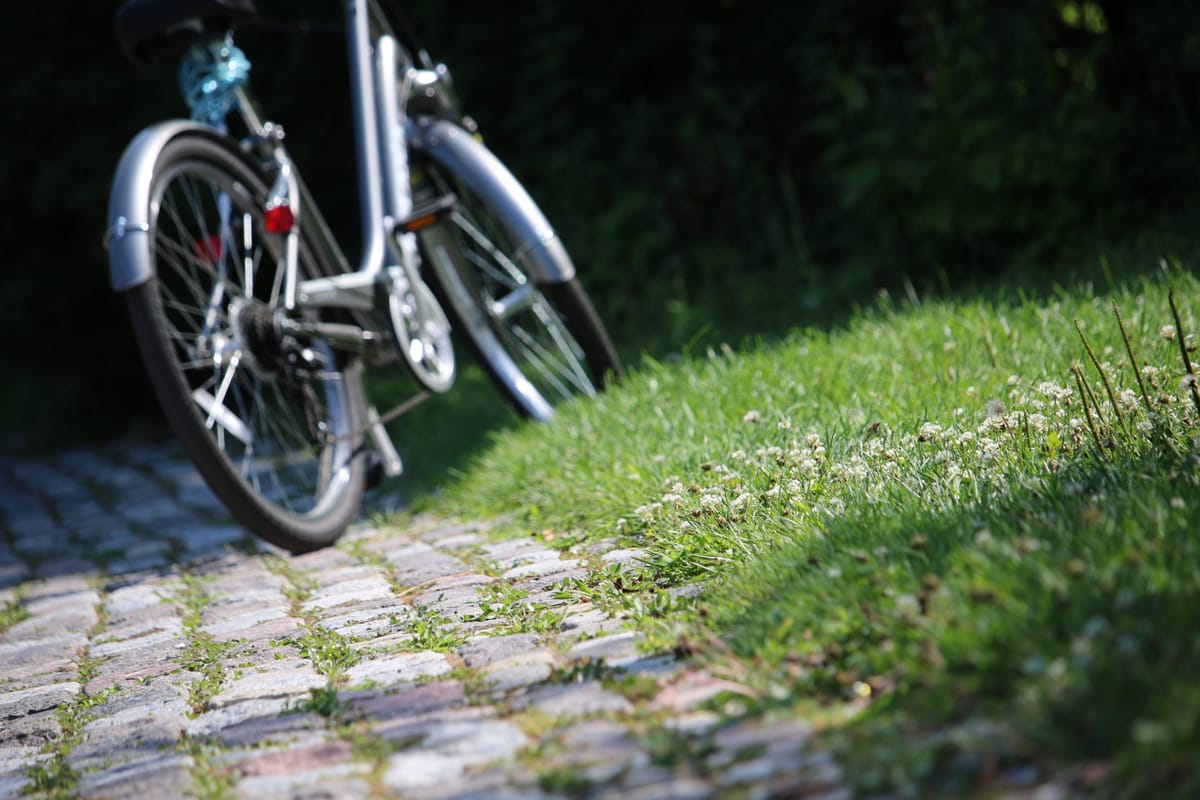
[402,213,439,232]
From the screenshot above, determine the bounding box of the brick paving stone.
[0,682,79,746]
[204,711,329,749]
[0,743,45,777]
[567,631,644,667]
[177,522,246,556]
[347,679,466,721]
[229,738,356,778]
[387,551,468,586]
[204,607,292,641]
[344,650,451,687]
[90,623,183,658]
[663,711,721,736]
[480,540,560,570]
[457,633,541,669]
[332,611,407,640]
[0,562,32,589]
[0,631,86,671]
[482,658,555,693]
[75,752,195,800]
[560,607,626,638]
[516,680,634,718]
[553,718,648,781]
[213,659,326,706]
[502,557,582,581]
[382,719,526,792]
[602,777,714,800]
[186,697,293,739]
[234,769,373,800]
[0,774,31,798]
[292,547,359,572]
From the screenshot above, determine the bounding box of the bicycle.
[103,0,622,553]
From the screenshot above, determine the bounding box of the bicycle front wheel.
[120,131,366,552]
[412,124,622,420]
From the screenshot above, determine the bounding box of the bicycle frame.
[104,0,584,470]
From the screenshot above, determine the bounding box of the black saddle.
[115,0,257,65]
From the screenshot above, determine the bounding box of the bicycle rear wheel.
[412,125,622,420]
[120,132,366,552]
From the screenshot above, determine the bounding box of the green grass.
[417,260,1200,797]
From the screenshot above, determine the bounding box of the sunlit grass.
[415,260,1200,796]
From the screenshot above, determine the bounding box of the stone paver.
[0,441,844,799]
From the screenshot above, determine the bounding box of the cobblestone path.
[0,441,843,799]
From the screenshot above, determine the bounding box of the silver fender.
[104,120,223,291]
[407,118,576,284]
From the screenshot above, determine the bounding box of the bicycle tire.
[121,131,366,552]
[412,128,622,420]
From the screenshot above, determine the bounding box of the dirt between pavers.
[0,443,843,799]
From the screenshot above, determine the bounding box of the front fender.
[407,118,576,283]
[104,121,224,291]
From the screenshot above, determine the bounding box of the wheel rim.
[151,160,357,518]
[420,167,599,418]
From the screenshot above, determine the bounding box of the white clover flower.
[918,422,942,442]
[805,433,823,449]
[797,457,820,476]
[633,503,663,521]
[785,479,804,494]
[743,410,761,423]
[731,492,755,512]
[1136,418,1153,434]
[820,497,846,516]
[1037,381,1072,402]
[1161,325,1177,340]
[1027,413,1049,433]
[661,492,683,505]
[894,593,921,620]
[730,449,746,462]
[763,485,781,501]
[699,493,722,511]
[1181,374,1198,392]
[778,419,792,431]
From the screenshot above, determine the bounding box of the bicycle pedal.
[395,194,457,233]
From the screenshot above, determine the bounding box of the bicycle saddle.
[115,0,257,65]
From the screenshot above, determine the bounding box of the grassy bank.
[418,259,1200,796]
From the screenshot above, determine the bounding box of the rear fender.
[104,121,228,291]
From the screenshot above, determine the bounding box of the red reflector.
[264,204,295,234]
[194,234,222,264]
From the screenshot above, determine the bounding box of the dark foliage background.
[2,1,1199,447]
